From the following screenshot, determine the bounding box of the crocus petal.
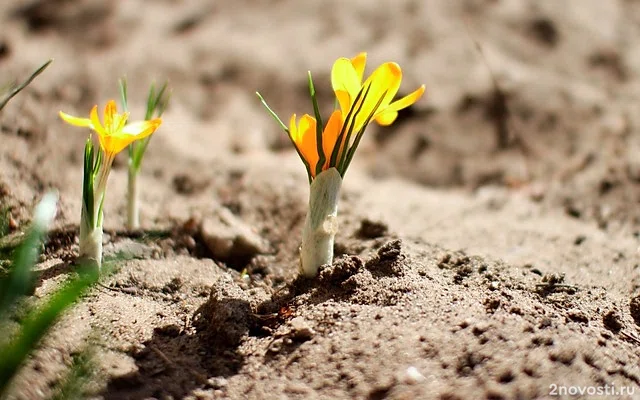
[289,114,319,176]
[321,110,344,168]
[374,85,425,126]
[298,114,319,175]
[349,62,402,132]
[350,52,367,83]
[374,111,398,126]
[289,114,299,142]
[120,118,162,139]
[331,58,361,115]
[59,111,93,129]
[102,135,132,156]
[385,85,425,113]
[89,105,105,136]
[362,62,402,111]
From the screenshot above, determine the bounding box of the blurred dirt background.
[1,0,640,399]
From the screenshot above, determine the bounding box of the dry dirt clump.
[1,0,640,399]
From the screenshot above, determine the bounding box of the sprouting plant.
[59,101,162,270]
[0,59,52,112]
[0,192,99,398]
[119,79,170,230]
[258,53,425,277]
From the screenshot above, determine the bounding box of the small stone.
[206,377,228,389]
[630,295,640,325]
[8,215,18,231]
[192,388,214,400]
[603,310,623,332]
[402,366,425,384]
[105,238,155,259]
[549,347,576,365]
[285,382,311,394]
[204,276,252,346]
[200,208,269,262]
[289,317,315,341]
[356,219,388,239]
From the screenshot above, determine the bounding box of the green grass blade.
[256,92,289,133]
[0,192,58,316]
[118,78,128,113]
[145,83,156,121]
[342,90,388,175]
[0,60,52,112]
[308,72,326,177]
[256,91,312,182]
[82,139,95,229]
[0,207,10,239]
[0,267,98,396]
[50,346,96,400]
[337,83,371,174]
[330,83,368,171]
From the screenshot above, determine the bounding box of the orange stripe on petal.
[350,52,367,83]
[103,100,117,133]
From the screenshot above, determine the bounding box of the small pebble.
[206,377,228,389]
[402,366,426,384]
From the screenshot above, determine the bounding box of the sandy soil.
[1,0,640,399]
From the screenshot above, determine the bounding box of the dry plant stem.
[126,165,139,230]
[300,168,342,277]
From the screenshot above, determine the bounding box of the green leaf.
[50,345,96,400]
[0,207,11,239]
[337,83,371,174]
[0,192,58,316]
[0,266,98,397]
[308,72,326,178]
[129,80,170,172]
[118,78,128,113]
[145,81,170,120]
[0,60,52,112]
[82,139,95,228]
[330,83,369,172]
[342,89,388,175]
[255,92,289,133]
[256,91,313,183]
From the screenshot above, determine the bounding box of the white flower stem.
[78,197,103,270]
[127,165,139,230]
[78,154,112,271]
[300,168,342,277]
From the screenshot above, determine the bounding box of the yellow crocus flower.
[258,53,426,277]
[331,52,425,129]
[59,100,162,159]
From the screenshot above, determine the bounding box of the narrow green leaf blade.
[0,60,52,112]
